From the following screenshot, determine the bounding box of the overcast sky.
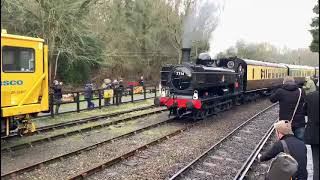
[209,0,318,56]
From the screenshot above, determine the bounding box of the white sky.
[209,0,318,56]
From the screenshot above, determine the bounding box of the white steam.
[182,0,225,48]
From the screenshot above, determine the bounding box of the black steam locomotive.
[155,48,318,120]
[155,48,242,119]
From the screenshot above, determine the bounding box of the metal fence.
[40,86,158,118]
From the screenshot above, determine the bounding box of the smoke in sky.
[182,0,225,48]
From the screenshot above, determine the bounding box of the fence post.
[144,86,146,100]
[116,89,119,105]
[98,89,102,109]
[131,86,134,103]
[155,85,157,97]
[76,92,80,113]
[112,91,115,105]
[50,93,54,118]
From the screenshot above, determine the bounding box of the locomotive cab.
[215,57,247,91]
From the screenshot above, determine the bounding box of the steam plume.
[182,0,224,48]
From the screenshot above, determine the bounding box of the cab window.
[2,46,35,72]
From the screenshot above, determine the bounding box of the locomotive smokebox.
[181,48,191,63]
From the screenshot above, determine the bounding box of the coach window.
[2,46,35,72]
[265,69,267,79]
[252,68,255,79]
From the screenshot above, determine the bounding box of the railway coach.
[216,57,288,92]
[284,64,317,85]
[1,29,49,136]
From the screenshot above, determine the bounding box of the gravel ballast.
[88,99,274,180]
[245,132,278,180]
[1,111,170,175]
[2,99,275,180]
[14,122,185,180]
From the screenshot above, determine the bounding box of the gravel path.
[88,99,274,180]
[38,93,156,116]
[34,99,155,128]
[1,111,170,175]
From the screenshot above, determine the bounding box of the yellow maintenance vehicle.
[1,29,49,136]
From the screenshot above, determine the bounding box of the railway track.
[233,126,275,180]
[65,100,240,179]
[1,105,157,141]
[2,99,273,180]
[168,103,278,180]
[1,107,166,152]
[67,118,195,180]
[1,115,179,179]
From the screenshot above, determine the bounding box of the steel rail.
[233,125,275,180]
[1,105,157,141]
[168,103,278,180]
[1,108,167,152]
[1,117,177,179]
[67,122,195,180]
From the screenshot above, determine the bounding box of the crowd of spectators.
[50,76,146,111]
[258,76,318,180]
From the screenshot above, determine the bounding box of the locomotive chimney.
[181,48,191,63]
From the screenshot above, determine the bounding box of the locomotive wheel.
[226,102,232,110]
[201,110,208,120]
[193,109,208,120]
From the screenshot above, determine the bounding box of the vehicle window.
[252,68,255,79]
[265,69,267,79]
[2,46,35,72]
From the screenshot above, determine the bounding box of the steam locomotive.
[154,48,318,120]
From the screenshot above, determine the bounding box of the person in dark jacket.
[258,120,307,180]
[269,76,306,141]
[304,90,319,180]
[112,80,119,104]
[138,76,144,86]
[84,83,94,109]
[52,80,63,114]
[117,78,125,104]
